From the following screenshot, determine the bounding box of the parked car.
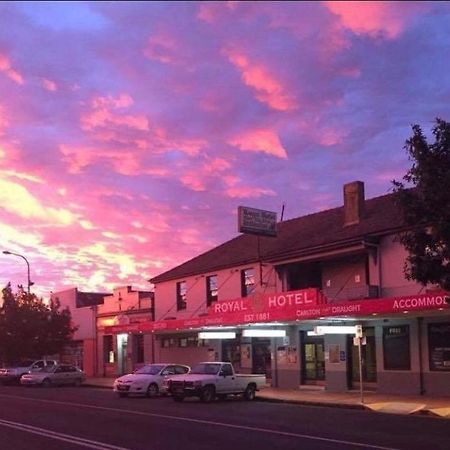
[20,364,86,387]
[167,362,266,403]
[113,363,190,398]
[0,359,58,385]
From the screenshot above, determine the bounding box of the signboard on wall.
[238,206,277,237]
[105,290,449,335]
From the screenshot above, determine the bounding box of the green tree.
[0,284,77,364]
[392,118,450,291]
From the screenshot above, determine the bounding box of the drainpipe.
[417,317,425,395]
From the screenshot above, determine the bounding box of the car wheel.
[173,395,184,402]
[243,384,256,401]
[200,386,215,403]
[42,378,52,388]
[73,378,82,387]
[146,383,159,398]
[118,392,128,398]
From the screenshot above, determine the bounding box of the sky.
[1,1,450,298]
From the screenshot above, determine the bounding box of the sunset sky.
[1,1,450,298]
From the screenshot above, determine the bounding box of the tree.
[0,284,77,364]
[392,118,450,292]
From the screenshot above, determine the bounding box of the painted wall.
[52,288,96,340]
[154,263,279,321]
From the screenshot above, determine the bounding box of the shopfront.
[105,288,450,395]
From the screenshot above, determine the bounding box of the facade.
[53,285,154,377]
[52,287,107,376]
[106,181,450,396]
[97,286,154,377]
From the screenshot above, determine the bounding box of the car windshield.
[190,363,222,375]
[134,364,165,375]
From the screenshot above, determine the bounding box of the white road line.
[0,394,400,450]
[0,418,131,450]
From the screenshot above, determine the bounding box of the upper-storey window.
[206,275,218,306]
[176,281,187,311]
[241,268,255,297]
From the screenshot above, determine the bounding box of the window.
[428,322,450,371]
[103,335,114,363]
[206,275,218,306]
[175,365,190,374]
[241,268,255,297]
[135,334,144,364]
[176,281,187,310]
[383,325,411,370]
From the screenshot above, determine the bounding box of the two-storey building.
[107,181,450,396]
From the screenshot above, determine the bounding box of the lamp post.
[2,250,33,294]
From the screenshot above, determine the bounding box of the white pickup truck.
[167,362,266,403]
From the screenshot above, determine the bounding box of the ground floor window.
[383,325,411,370]
[428,322,450,371]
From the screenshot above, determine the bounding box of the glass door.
[301,333,325,384]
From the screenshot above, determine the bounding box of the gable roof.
[150,191,404,284]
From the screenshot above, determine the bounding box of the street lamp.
[2,250,34,294]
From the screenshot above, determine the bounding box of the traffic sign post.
[354,325,364,404]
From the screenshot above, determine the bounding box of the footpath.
[84,377,450,419]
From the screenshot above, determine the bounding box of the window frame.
[206,274,218,306]
[241,268,255,297]
[176,280,187,311]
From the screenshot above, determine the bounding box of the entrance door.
[222,339,241,373]
[301,333,325,384]
[348,327,377,388]
[116,334,128,375]
[252,338,272,380]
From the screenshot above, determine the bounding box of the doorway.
[222,339,242,373]
[347,327,377,389]
[252,338,272,380]
[117,334,128,375]
[301,332,325,384]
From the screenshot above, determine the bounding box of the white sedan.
[113,363,190,398]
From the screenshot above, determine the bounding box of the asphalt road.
[0,385,449,450]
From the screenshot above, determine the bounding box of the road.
[0,385,448,450]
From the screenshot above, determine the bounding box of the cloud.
[325,1,425,39]
[228,128,288,159]
[0,178,76,224]
[42,78,57,92]
[225,49,298,111]
[0,53,24,85]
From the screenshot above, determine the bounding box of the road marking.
[0,418,130,450]
[0,394,399,450]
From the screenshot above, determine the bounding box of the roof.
[150,191,404,284]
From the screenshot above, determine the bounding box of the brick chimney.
[343,181,365,226]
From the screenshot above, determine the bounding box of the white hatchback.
[113,363,190,398]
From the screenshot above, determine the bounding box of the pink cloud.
[224,185,276,199]
[0,53,24,85]
[325,1,424,39]
[228,128,288,159]
[225,49,298,111]
[42,78,58,92]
